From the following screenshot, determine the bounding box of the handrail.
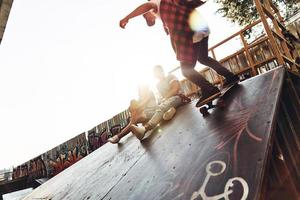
[208,19,261,51]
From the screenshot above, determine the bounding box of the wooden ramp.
[23,67,300,200]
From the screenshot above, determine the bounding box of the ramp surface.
[24,67,285,200]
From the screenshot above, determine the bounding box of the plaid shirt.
[160,0,205,64]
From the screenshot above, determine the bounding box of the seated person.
[130,65,190,140]
[108,84,163,144]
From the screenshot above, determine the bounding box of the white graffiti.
[191,161,249,200]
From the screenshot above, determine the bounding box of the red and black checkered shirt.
[160,0,205,64]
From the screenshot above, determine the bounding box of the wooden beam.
[240,33,257,75]
[254,0,285,65]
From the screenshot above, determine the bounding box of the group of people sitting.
[108,65,191,144]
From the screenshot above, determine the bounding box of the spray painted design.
[191,161,249,200]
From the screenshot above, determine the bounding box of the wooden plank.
[268,0,279,13]
[271,29,294,50]
[24,67,285,200]
[248,36,269,49]
[24,134,149,200]
[261,4,274,20]
[208,20,261,51]
[282,55,297,65]
[240,33,257,75]
[276,19,286,31]
[254,56,276,67]
[271,29,286,41]
[254,0,285,65]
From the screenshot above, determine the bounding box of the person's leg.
[180,61,217,93]
[180,61,220,106]
[146,96,182,128]
[130,105,164,139]
[108,122,133,144]
[195,37,235,79]
[163,107,176,121]
[131,96,182,140]
[162,95,187,120]
[129,107,158,140]
[108,106,151,144]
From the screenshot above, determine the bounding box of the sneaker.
[108,135,120,144]
[196,87,221,107]
[131,125,146,141]
[163,107,176,121]
[223,75,239,88]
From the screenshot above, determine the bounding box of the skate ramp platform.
[23,67,300,200]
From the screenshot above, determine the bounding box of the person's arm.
[120,2,157,28]
[163,80,180,99]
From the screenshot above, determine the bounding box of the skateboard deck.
[197,83,238,116]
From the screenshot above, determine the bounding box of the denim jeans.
[180,37,234,93]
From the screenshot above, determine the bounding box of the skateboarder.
[130,65,189,140]
[119,0,239,107]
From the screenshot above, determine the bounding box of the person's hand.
[120,17,129,29]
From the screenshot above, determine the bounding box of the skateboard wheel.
[199,107,209,116]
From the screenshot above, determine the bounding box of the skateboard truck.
[199,99,226,116]
[197,82,238,117]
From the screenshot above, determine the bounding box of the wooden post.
[211,49,216,59]
[253,0,285,66]
[240,33,257,76]
[264,0,296,70]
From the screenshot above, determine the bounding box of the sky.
[0,0,241,169]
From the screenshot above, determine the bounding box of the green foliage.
[214,0,300,26]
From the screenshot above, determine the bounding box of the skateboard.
[196,83,238,117]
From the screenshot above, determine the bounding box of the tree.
[215,0,300,26]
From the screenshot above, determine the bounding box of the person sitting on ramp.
[109,66,190,143]
[119,0,239,106]
[131,65,190,140]
[108,84,159,144]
